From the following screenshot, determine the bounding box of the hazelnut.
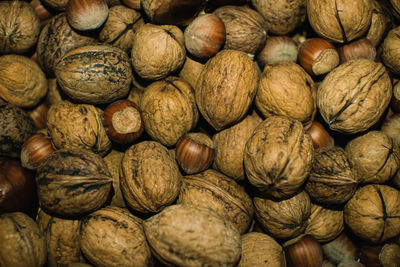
[66,0,109,31]
[338,38,376,63]
[256,36,298,69]
[360,243,400,267]
[322,233,359,265]
[28,102,49,130]
[306,121,334,149]
[284,235,324,267]
[20,133,55,170]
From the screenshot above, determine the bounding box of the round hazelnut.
[284,235,324,267]
[338,38,376,63]
[66,0,109,31]
[360,243,400,267]
[307,121,334,149]
[20,133,55,170]
[28,102,49,130]
[256,36,298,69]
[322,233,359,265]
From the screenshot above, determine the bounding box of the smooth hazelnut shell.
[66,0,109,31]
[322,233,359,264]
[257,36,298,69]
[338,38,376,63]
[285,235,324,267]
[359,243,400,267]
[307,121,334,149]
[28,102,49,130]
[20,133,55,170]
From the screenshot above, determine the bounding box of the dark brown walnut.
[345,131,400,184]
[254,191,311,240]
[36,149,113,217]
[213,5,267,55]
[80,206,153,267]
[42,0,68,10]
[307,0,372,43]
[177,169,254,234]
[344,184,400,243]
[0,212,47,267]
[0,104,36,158]
[0,1,40,54]
[213,111,262,180]
[131,23,186,80]
[37,209,84,267]
[239,232,286,267]
[366,0,391,47]
[36,13,97,77]
[306,146,358,205]
[255,61,316,129]
[196,50,258,131]
[382,26,400,75]
[317,59,392,134]
[179,56,204,90]
[252,0,306,35]
[47,101,111,155]
[120,141,181,213]
[244,116,314,199]
[143,204,241,267]
[103,150,126,208]
[140,77,198,146]
[99,5,144,52]
[55,45,132,104]
[0,55,47,108]
[322,233,359,265]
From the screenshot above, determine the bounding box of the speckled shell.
[344,184,400,243]
[36,149,113,217]
[0,212,47,267]
[140,77,198,146]
[55,45,132,104]
[255,62,316,129]
[244,116,314,199]
[80,206,152,267]
[47,101,111,155]
[120,141,181,213]
[317,59,391,134]
[143,204,241,267]
[177,169,254,234]
[195,50,259,131]
[382,26,400,75]
[345,131,400,184]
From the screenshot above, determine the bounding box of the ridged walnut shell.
[366,0,391,47]
[244,116,314,199]
[195,49,259,131]
[120,141,181,213]
[382,26,400,75]
[80,206,153,267]
[178,169,254,234]
[103,150,126,208]
[143,204,241,267]
[344,184,400,243]
[317,59,392,134]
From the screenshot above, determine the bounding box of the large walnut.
[196,50,259,131]
[244,116,314,199]
[143,204,241,267]
[255,61,316,129]
[140,77,198,146]
[307,0,372,43]
[47,101,111,155]
[317,59,391,134]
[382,26,400,75]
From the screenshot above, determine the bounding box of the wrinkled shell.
[254,191,311,240]
[244,116,314,199]
[140,77,198,146]
[120,141,181,213]
[55,45,132,104]
[345,131,400,184]
[36,149,113,217]
[255,61,316,129]
[80,206,152,267]
[131,23,185,80]
[344,184,400,243]
[381,113,400,147]
[196,50,259,131]
[306,146,358,205]
[317,59,392,134]
[41,0,68,10]
[46,78,64,107]
[103,150,126,208]
[213,112,262,180]
[366,0,391,47]
[382,26,400,75]
[307,0,372,43]
[0,212,47,267]
[239,232,286,267]
[143,204,241,267]
[252,0,306,35]
[213,5,267,55]
[178,169,254,234]
[179,56,204,90]
[0,1,40,54]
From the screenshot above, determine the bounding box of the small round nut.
[21,133,55,170]
[338,38,376,63]
[66,0,109,31]
[284,235,324,267]
[256,36,298,69]
[307,121,334,149]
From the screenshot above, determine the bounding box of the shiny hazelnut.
[338,38,377,63]
[121,0,141,9]
[322,233,359,265]
[306,121,334,149]
[175,132,215,174]
[284,234,324,267]
[390,80,400,113]
[360,243,400,267]
[20,133,55,170]
[257,36,298,69]
[102,100,144,144]
[298,38,340,76]
[28,102,49,130]
[66,0,109,31]
[184,14,226,59]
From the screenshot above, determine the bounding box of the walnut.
[143,204,241,267]
[317,59,391,134]
[103,150,126,208]
[41,0,68,11]
[244,116,314,199]
[0,1,40,54]
[366,0,391,47]
[131,23,186,80]
[307,0,372,43]
[47,101,111,155]
[344,184,400,243]
[45,78,64,107]
[178,56,204,90]
[382,26,400,75]
[196,50,259,131]
[140,77,198,146]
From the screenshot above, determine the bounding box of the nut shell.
[21,133,55,170]
[103,150,126,208]
[382,26,400,75]
[66,0,109,31]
